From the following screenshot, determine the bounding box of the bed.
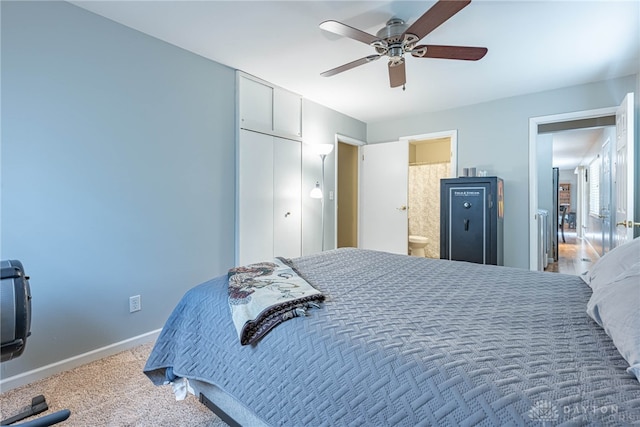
[144,246,640,426]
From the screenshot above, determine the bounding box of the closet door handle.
[464,219,469,231]
[397,205,407,211]
[284,212,291,218]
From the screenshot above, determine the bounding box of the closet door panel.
[273,137,301,258]
[273,88,302,138]
[238,130,274,265]
[239,77,273,132]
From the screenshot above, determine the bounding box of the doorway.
[547,126,615,267]
[335,134,365,249]
[358,130,457,255]
[528,93,634,270]
[408,137,452,258]
[337,141,359,248]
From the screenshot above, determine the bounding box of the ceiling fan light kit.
[319,0,487,89]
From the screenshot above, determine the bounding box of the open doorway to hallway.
[530,93,635,271]
[542,125,615,272]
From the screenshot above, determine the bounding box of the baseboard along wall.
[0,329,161,393]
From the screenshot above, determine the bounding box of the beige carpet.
[0,342,227,426]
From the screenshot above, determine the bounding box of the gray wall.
[302,100,366,255]
[1,1,236,378]
[367,75,639,269]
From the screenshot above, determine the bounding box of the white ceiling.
[552,127,607,170]
[69,0,638,167]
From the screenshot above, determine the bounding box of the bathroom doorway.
[335,134,366,249]
[337,141,359,248]
[358,130,457,255]
[407,136,453,258]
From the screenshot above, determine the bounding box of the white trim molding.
[0,329,161,392]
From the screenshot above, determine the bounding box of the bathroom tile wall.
[408,162,450,258]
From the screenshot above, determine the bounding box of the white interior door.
[614,92,635,245]
[360,140,408,254]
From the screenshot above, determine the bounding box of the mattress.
[144,248,640,426]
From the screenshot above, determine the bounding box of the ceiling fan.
[319,0,487,89]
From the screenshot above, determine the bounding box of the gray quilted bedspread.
[144,248,640,426]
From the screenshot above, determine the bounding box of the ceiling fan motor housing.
[374,18,419,62]
[376,18,407,42]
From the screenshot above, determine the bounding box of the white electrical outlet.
[129,295,141,313]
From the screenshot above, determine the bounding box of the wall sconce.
[309,143,334,250]
[310,182,322,199]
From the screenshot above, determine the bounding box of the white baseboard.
[0,329,162,393]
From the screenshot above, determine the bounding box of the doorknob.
[616,220,640,228]
[284,212,291,218]
[397,205,407,211]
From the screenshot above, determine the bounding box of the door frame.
[401,130,458,257]
[355,130,457,255]
[528,106,617,270]
[333,133,366,250]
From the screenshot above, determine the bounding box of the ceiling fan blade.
[404,0,471,41]
[321,55,381,77]
[388,60,406,88]
[411,44,487,60]
[320,20,380,45]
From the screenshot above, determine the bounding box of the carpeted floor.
[0,342,227,426]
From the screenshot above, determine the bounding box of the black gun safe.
[440,177,504,265]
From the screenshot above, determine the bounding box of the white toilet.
[408,235,428,257]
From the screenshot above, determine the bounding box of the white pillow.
[586,262,640,382]
[582,237,639,290]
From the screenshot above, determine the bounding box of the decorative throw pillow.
[587,262,640,382]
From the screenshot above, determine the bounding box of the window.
[589,157,600,216]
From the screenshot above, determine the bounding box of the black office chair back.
[1,260,70,426]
